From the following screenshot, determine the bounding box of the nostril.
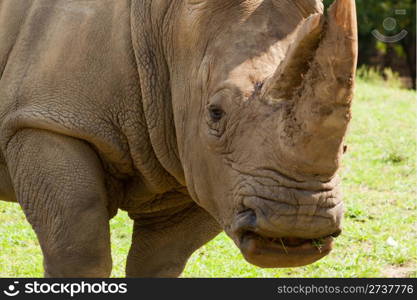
[233,208,257,235]
[331,229,342,238]
[238,207,255,215]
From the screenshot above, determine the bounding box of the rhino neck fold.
[130,0,186,190]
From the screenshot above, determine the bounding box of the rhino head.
[170,0,357,268]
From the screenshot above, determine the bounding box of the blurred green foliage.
[356,65,404,89]
[323,0,416,89]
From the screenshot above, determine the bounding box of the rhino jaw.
[239,232,334,268]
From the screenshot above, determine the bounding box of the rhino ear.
[262,13,324,103]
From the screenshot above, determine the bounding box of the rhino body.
[0,0,357,277]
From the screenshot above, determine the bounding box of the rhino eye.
[208,105,224,122]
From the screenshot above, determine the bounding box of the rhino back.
[0,0,180,206]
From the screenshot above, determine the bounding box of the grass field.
[0,80,416,277]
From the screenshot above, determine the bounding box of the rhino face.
[171,0,357,267]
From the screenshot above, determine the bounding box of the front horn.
[263,0,358,180]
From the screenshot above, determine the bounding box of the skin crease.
[0,0,357,277]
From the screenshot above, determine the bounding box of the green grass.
[0,80,416,278]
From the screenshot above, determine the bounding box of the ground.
[0,79,415,277]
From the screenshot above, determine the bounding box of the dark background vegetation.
[324,0,416,89]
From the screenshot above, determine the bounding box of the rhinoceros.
[0,0,357,277]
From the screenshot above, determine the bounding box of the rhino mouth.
[238,230,339,268]
[230,170,343,268]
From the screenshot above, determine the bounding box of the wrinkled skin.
[0,0,357,277]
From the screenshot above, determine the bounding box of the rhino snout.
[228,182,343,268]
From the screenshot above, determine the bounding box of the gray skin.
[0,0,357,277]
